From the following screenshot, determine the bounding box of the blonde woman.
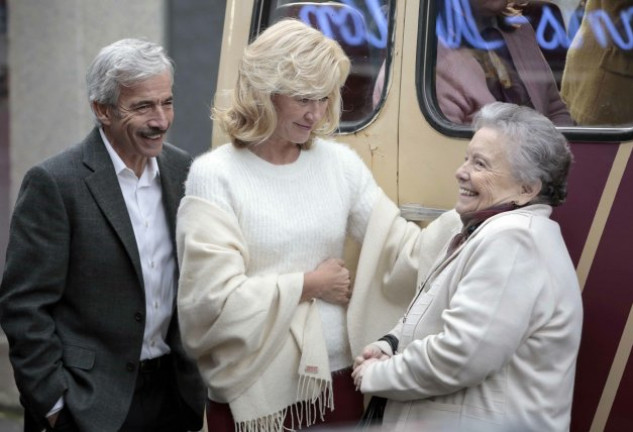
[175,19,430,431]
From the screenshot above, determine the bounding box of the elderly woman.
[352,102,583,431]
[174,19,442,432]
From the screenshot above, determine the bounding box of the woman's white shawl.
[176,193,461,431]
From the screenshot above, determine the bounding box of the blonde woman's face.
[270,94,328,145]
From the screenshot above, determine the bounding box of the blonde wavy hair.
[212,19,351,149]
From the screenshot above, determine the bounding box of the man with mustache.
[0,38,204,432]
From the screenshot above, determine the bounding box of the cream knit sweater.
[178,139,378,430]
[186,139,377,368]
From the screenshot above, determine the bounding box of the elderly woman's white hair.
[213,19,351,149]
[473,102,573,206]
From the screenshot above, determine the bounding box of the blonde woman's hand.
[302,258,351,305]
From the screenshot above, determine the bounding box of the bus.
[212,1,633,430]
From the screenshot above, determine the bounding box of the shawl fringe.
[234,376,333,432]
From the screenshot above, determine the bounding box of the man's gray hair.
[86,38,174,110]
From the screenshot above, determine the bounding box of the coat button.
[126,362,135,372]
[135,312,143,322]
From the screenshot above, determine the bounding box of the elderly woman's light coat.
[356,200,583,432]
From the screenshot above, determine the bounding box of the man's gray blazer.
[0,127,205,431]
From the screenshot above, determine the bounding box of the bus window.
[424,0,633,139]
[256,0,395,132]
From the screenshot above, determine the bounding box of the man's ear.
[92,101,112,126]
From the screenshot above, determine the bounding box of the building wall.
[8,0,167,205]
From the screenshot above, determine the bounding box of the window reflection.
[435,0,573,126]
[434,0,633,129]
[561,0,633,126]
[265,1,393,129]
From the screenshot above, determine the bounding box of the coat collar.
[423,204,553,290]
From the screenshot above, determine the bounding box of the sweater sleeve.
[176,195,303,402]
[435,41,496,125]
[337,143,379,243]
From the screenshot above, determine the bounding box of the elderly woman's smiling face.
[455,127,533,215]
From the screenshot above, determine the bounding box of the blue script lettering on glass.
[583,7,633,49]
[567,9,585,41]
[343,0,388,48]
[536,6,572,50]
[436,0,504,49]
[299,4,363,45]
[506,9,573,51]
[437,1,633,52]
[297,0,388,49]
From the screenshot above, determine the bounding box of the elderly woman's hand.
[352,343,391,390]
[352,357,380,391]
[303,258,351,305]
[353,343,390,369]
